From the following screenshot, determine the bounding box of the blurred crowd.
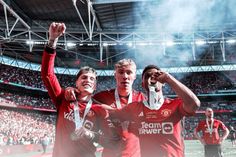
[0,109,55,146]
[0,64,235,94]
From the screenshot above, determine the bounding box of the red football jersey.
[195,119,228,145]
[110,98,193,157]
[93,89,146,157]
[42,51,107,157]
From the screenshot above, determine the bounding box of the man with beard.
[194,108,229,157]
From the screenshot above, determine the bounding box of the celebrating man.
[41,22,108,157]
[107,64,201,157]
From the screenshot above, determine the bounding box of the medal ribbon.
[74,99,92,129]
[143,86,164,110]
[206,118,214,135]
[115,88,133,132]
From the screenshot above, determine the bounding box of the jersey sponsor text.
[139,122,174,135]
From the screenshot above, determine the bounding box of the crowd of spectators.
[0,64,235,95]
[0,91,55,110]
[182,72,234,94]
[0,108,55,146]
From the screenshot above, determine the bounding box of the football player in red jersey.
[41,22,108,157]
[65,58,146,157]
[107,64,200,157]
[194,108,229,157]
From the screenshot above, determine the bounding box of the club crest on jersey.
[161,109,172,117]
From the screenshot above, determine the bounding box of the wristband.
[44,45,56,54]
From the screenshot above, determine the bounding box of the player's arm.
[194,124,205,145]
[219,122,229,143]
[159,71,200,114]
[109,104,133,121]
[97,118,123,148]
[41,22,66,107]
[89,105,122,148]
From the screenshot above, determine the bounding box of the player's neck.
[77,94,92,103]
[117,88,132,97]
[206,117,214,121]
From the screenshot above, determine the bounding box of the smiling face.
[75,67,97,96]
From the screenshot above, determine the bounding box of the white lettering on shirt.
[139,122,174,135]
[64,109,75,122]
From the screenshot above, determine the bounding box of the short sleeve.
[219,120,228,131]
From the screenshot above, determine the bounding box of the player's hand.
[100,104,115,111]
[70,127,94,141]
[219,137,224,144]
[65,87,79,101]
[49,22,66,41]
[153,70,171,84]
[121,121,129,131]
[200,138,206,145]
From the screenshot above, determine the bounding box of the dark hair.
[142,65,161,78]
[76,66,97,80]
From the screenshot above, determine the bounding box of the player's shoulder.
[132,90,146,100]
[91,104,108,116]
[164,97,182,105]
[94,89,115,97]
[128,101,144,111]
[195,119,205,125]
[93,89,115,101]
[214,119,224,124]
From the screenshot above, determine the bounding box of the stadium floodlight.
[195,40,206,45]
[103,42,108,47]
[148,42,153,45]
[137,42,148,46]
[108,43,117,46]
[127,42,133,47]
[66,42,76,47]
[26,40,34,45]
[207,41,218,44]
[165,40,175,46]
[226,39,236,44]
[87,43,98,46]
